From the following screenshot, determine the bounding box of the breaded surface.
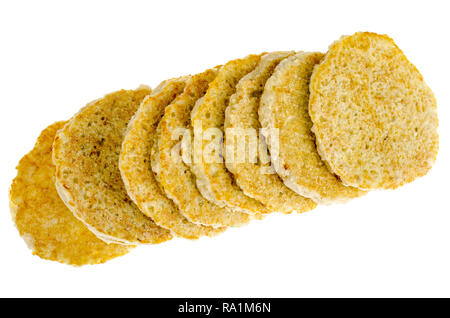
[225,52,317,213]
[154,68,251,227]
[260,52,365,204]
[53,87,172,245]
[309,32,439,189]
[191,54,270,214]
[9,122,132,266]
[120,78,225,238]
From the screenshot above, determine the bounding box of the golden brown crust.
[53,88,172,245]
[260,52,365,203]
[155,68,251,227]
[9,122,132,266]
[309,32,439,189]
[225,51,317,213]
[191,54,270,214]
[120,78,226,237]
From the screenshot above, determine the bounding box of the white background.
[1,0,449,298]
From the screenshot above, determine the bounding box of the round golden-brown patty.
[309,32,438,190]
[53,87,172,245]
[10,121,132,266]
